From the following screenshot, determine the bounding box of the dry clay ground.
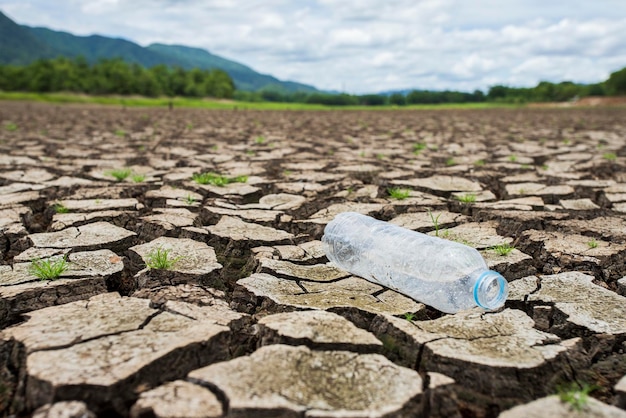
[0,101,626,418]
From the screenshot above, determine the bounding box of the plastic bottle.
[322,212,508,314]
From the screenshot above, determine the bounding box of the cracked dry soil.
[1,101,626,417]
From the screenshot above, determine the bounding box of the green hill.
[146,44,315,92]
[0,10,317,92]
[0,12,57,65]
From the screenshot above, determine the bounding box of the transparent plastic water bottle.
[322,212,508,314]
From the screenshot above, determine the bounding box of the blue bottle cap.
[473,270,508,310]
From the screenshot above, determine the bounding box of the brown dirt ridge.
[0,101,626,417]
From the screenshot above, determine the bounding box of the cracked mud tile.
[1,293,234,415]
[130,380,222,418]
[234,273,423,317]
[520,272,626,349]
[521,231,626,280]
[256,258,350,282]
[205,216,294,247]
[368,309,582,402]
[138,208,199,240]
[256,310,383,353]
[28,222,136,252]
[0,250,123,327]
[128,237,222,289]
[499,395,626,418]
[188,344,424,418]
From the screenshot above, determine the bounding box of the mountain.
[0,11,57,65]
[0,10,317,92]
[28,27,179,67]
[146,44,313,92]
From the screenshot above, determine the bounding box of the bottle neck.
[471,270,508,310]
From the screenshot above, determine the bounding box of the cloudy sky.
[2,0,626,93]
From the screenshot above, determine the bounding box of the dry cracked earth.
[1,101,626,418]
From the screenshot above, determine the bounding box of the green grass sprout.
[106,168,132,181]
[192,172,248,186]
[131,173,145,183]
[145,247,184,270]
[29,257,69,280]
[492,243,515,256]
[428,209,443,237]
[5,122,18,131]
[388,188,411,200]
[456,193,477,204]
[557,383,595,412]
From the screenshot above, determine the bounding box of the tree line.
[239,66,626,106]
[0,56,625,105]
[0,57,235,98]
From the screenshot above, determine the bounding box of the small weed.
[412,142,427,154]
[403,312,416,321]
[521,164,531,169]
[379,334,400,357]
[245,150,255,156]
[282,170,292,177]
[29,257,69,280]
[456,193,477,204]
[563,139,571,145]
[492,243,514,256]
[254,136,266,144]
[428,209,442,237]
[541,164,549,171]
[376,153,386,160]
[557,383,595,412]
[508,155,518,162]
[106,168,132,182]
[603,152,617,161]
[388,188,411,200]
[587,239,599,249]
[53,203,69,214]
[186,123,193,130]
[5,122,18,131]
[145,247,184,270]
[474,159,486,167]
[184,194,197,205]
[359,151,366,157]
[114,129,126,137]
[131,174,145,183]
[518,188,527,195]
[445,158,456,166]
[192,172,248,187]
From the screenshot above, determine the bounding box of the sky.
[2,0,626,93]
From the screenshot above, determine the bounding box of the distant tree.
[606,67,626,95]
[205,69,235,98]
[389,93,406,106]
[487,85,508,101]
[358,94,386,106]
[583,83,606,97]
[472,90,485,102]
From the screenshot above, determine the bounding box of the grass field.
[0,91,522,111]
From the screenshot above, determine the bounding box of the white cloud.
[1,0,625,93]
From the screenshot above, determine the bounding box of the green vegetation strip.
[0,92,523,111]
